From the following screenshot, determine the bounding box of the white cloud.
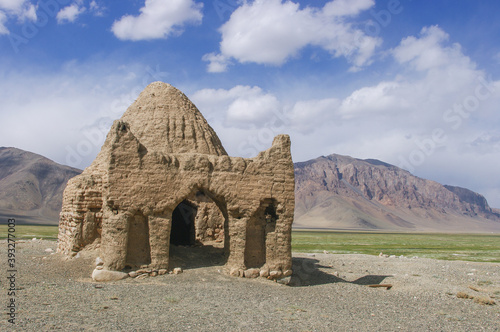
[57,4,86,24]
[0,0,36,33]
[195,25,500,206]
[191,85,281,128]
[204,0,380,71]
[393,26,473,72]
[89,0,104,15]
[0,10,8,34]
[0,0,26,12]
[18,2,36,22]
[338,81,409,119]
[112,0,203,41]
[288,98,339,133]
[201,52,231,73]
[323,0,374,16]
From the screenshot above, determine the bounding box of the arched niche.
[244,198,278,268]
[125,210,151,268]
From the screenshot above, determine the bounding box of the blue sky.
[1,0,500,207]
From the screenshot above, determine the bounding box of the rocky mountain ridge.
[294,154,500,232]
[0,147,82,224]
[2,147,499,232]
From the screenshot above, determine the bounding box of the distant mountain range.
[294,154,500,233]
[0,147,81,224]
[1,147,499,232]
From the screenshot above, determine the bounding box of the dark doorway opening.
[169,192,229,270]
[170,200,197,246]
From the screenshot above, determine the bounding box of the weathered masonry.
[57,82,295,281]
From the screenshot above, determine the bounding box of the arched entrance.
[170,200,197,245]
[169,190,229,269]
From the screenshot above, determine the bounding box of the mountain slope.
[294,154,500,232]
[0,147,82,224]
[2,147,499,232]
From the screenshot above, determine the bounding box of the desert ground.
[1,239,499,331]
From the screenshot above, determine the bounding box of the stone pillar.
[101,210,130,271]
[148,213,171,270]
[226,215,247,269]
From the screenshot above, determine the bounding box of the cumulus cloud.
[335,26,486,125]
[57,4,86,24]
[191,85,282,128]
[288,98,340,134]
[204,0,380,72]
[201,52,232,73]
[112,0,203,41]
[0,0,27,12]
[338,81,409,119]
[89,0,104,16]
[195,25,500,206]
[18,2,35,21]
[0,0,37,33]
[393,26,473,72]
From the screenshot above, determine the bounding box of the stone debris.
[92,269,129,282]
[243,268,260,278]
[173,268,183,275]
[95,257,104,266]
[269,270,283,280]
[44,248,53,253]
[57,82,294,282]
[276,276,291,285]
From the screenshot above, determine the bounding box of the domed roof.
[120,82,227,156]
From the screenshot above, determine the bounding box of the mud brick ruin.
[57,82,295,281]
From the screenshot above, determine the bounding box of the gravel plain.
[1,239,499,331]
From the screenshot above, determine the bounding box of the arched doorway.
[169,190,229,269]
[170,200,197,245]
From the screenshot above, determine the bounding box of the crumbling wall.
[57,172,103,255]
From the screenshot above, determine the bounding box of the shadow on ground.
[169,244,227,269]
[289,257,391,287]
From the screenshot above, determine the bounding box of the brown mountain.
[0,147,82,224]
[294,154,500,233]
[2,147,499,232]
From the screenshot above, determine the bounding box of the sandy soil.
[1,239,499,331]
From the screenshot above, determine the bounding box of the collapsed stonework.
[57,82,295,281]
